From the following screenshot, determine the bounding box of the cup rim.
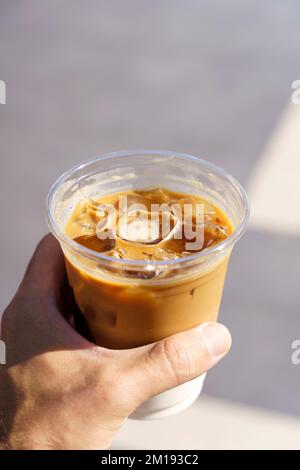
[46,150,249,267]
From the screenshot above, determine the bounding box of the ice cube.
[118,209,159,243]
[71,199,99,232]
[152,248,180,261]
[122,265,164,280]
[203,201,217,216]
[116,194,152,214]
[95,204,117,241]
[205,221,228,239]
[112,247,128,260]
[134,187,170,204]
[117,207,180,245]
[74,233,116,252]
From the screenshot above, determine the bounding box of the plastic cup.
[47,150,249,419]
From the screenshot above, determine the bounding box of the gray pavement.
[1,1,300,416]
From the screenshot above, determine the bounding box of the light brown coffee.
[64,187,233,348]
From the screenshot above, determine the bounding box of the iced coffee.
[64,187,233,349]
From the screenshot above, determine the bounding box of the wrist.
[0,367,54,450]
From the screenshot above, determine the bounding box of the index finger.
[23,233,66,294]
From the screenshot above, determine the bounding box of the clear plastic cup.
[47,150,249,419]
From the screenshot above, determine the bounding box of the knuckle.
[197,335,213,362]
[156,337,194,384]
[149,332,213,386]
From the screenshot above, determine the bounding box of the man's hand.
[0,234,231,450]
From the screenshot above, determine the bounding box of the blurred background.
[1,0,300,449]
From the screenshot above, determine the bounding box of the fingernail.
[198,322,231,358]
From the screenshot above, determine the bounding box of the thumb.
[127,322,231,406]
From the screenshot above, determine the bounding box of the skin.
[0,234,231,450]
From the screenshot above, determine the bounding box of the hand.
[0,234,231,450]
